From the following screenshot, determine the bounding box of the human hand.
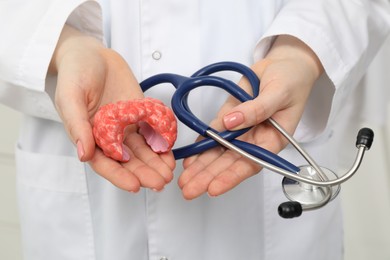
[49,25,175,192]
[178,35,324,199]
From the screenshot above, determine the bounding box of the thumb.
[222,58,293,131]
[55,86,96,162]
[222,86,285,130]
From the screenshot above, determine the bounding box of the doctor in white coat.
[1,0,390,259]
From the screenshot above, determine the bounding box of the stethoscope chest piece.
[282,165,340,205]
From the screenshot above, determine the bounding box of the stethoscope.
[140,61,374,219]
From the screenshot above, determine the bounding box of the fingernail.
[207,192,218,198]
[223,112,244,129]
[122,149,130,162]
[122,144,130,162]
[152,187,164,193]
[129,187,140,193]
[76,140,85,161]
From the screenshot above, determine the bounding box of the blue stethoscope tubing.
[140,61,300,173]
[140,61,374,218]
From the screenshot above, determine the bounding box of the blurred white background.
[0,39,389,260]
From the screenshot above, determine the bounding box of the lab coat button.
[152,50,162,60]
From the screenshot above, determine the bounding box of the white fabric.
[1,0,390,259]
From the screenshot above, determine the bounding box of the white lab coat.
[1,0,390,259]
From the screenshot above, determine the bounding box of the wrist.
[265,35,324,81]
[49,25,104,74]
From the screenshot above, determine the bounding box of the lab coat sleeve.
[0,0,103,121]
[254,0,390,142]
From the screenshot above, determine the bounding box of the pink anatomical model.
[93,97,177,162]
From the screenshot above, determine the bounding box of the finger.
[180,149,240,200]
[124,133,174,188]
[207,157,261,197]
[159,151,177,172]
[179,145,225,189]
[89,148,141,192]
[55,83,96,162]
[207,123,287,197]
[181,130,227,169]
[122,156,168,191]
[222,82,288,130]
[222,58,292,131]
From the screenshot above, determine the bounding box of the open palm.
[52,25,175,192]
[178,35,324,199]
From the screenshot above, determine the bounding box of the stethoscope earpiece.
[356,127,374,150]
